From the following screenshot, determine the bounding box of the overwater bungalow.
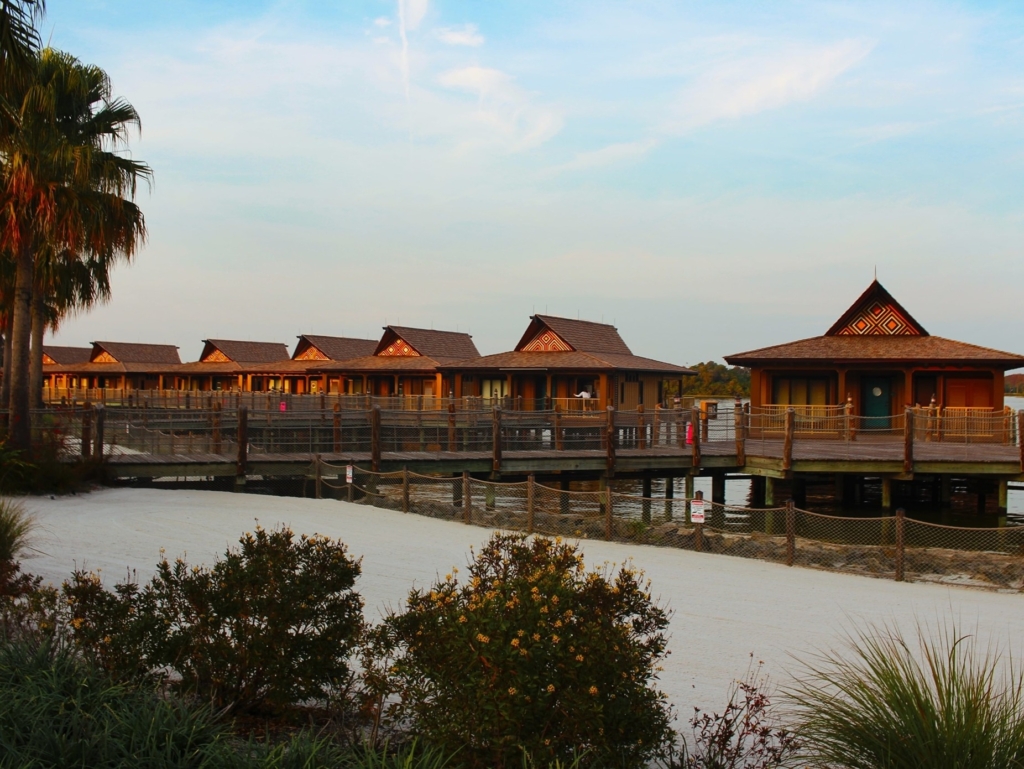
[445,315,694,411]
[175,339,290,392]
[44,341,181,391]
[291,335,378,394]
[312,326,479,398]
[725,280,1024,420]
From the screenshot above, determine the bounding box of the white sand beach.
[18,487,1024,718]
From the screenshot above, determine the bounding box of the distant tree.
[678,361,750,397]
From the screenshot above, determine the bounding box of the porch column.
[881,477,893,510]
[435,373,442,400]
[598,373,609,410]
[904,370,914,408]
[837,368,847,403]
[997,479,1008,522]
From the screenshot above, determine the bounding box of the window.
[482,379,508,398]
[772,377,830,406]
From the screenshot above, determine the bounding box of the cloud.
[373,17,391,28]
[667,40,873,131]
[550,139,658,173]
[437,66,563,150]
[399,0,428,32]
[435,23,484,47]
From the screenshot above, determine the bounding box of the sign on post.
[346,465,354,485]
[690,498,706,524]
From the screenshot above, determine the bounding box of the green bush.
[788,620,1024,769]
[363,532,674,768]
[64,524,364,715]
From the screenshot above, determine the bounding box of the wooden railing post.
[555,405,564,450]
[315,454,323,499]
[463,471,471,524]
[691,408,701,468]
[844,398,854,441]
[785,499,795,566]
[604,486,613,541]
[333,403,342,453]
[447,401,457,451]
[81,404,93,460]
[94,405,105,460]
[527,474,536,533]
[783,408,794,472]
[371,404,382,472]
[895,507,905,582]
[694,489,704,552]
[402,467,410,513]
[235,406,248,488]
[606,406,616,475]
[734,400,745,466]
[492,406,502,473]
[637,404,646,450]
[212,402,222,454]
[903,408,914,475]
[1018,412,1024,473]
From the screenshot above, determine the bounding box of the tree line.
[0,1,150,455]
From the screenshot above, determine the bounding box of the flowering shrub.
[363,532,674,768]
[64,525,364,715]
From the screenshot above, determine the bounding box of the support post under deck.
[881,477,893,511]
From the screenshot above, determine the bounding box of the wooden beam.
[903,407,914,474]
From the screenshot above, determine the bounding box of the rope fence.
[311,459,1024,593]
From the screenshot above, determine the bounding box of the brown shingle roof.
[294,335,378,361]
[725,336,1024,368]
[313,355,447,373]
[203,339,290,364]
[446,350,693,375]
[517,315,633,355]
[43,346,92,365]
[379,326,479,362]
[92,342,181,365]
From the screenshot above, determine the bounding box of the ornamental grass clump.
[788,620,1024,769]
[363,532,675,768]
[63,524,364,715]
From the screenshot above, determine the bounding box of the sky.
[41,0,1024,365]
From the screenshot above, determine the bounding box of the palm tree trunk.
[1,318,11,413]
[29,288,44,409]
[8,241,33,454]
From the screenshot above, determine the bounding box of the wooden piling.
[463,471,471,524]
[212,402,222,454]
[333,404,341,453]
[903,407,914,474]
[94,406,105,460]
[402,467,410,513]
[691,408,701,467]
[527,474,536,533]
[638,404,646,450]
[492,406,502,473]
[785,499,795,566]
[734,401,745,466]
[81,405,92,460]
[604,486,613,541]
[783,408,794,472]
[315,454,323,499]
[447,402,457,451]
[555,405,564,450]
[235,406,248,488]
[371,404,382,472]
[606,406,616,475]
[895,507,905,582]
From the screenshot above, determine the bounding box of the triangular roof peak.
[515,315,633,355]
[825,280,928,337]
[374,326,479,362]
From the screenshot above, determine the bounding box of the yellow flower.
[517,629,526,637]
[532,633,540,641]
[576,654,584,662]
[508,687,517,695]
[458,615,467,623]
[589,686,598,696]
[476,633,490,644]
[551,635,561,644]
[546,684,555,693]
[511,638,520,647]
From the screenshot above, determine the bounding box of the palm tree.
[0,48,150,452]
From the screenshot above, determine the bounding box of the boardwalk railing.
[322,466,1024,592]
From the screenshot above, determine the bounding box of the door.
[862,376,892,431]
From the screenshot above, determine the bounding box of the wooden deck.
[100,438,1024,480]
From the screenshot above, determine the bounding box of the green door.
[862,377,892,431]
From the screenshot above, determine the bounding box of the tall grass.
[0,497,33,565]
[788,620,1024,769]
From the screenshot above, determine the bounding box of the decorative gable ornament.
[521,329,573,352]
[202,348,230,362]
[42,353,56,365]
[378,338,420,357]
[93,350,117,364]
[295,345,328,361]
[825,280,927,337]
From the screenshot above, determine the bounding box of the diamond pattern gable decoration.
[377,338,420,357]
[825,280,927,337]
[521,329,573,352]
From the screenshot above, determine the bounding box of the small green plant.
[363,532,675,768]
[64,524,365,715]
[788,620,1024,769]
[0,497,33,565]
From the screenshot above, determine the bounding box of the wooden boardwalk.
[101,438,1024,480]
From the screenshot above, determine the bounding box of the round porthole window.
[872,387,883,397]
